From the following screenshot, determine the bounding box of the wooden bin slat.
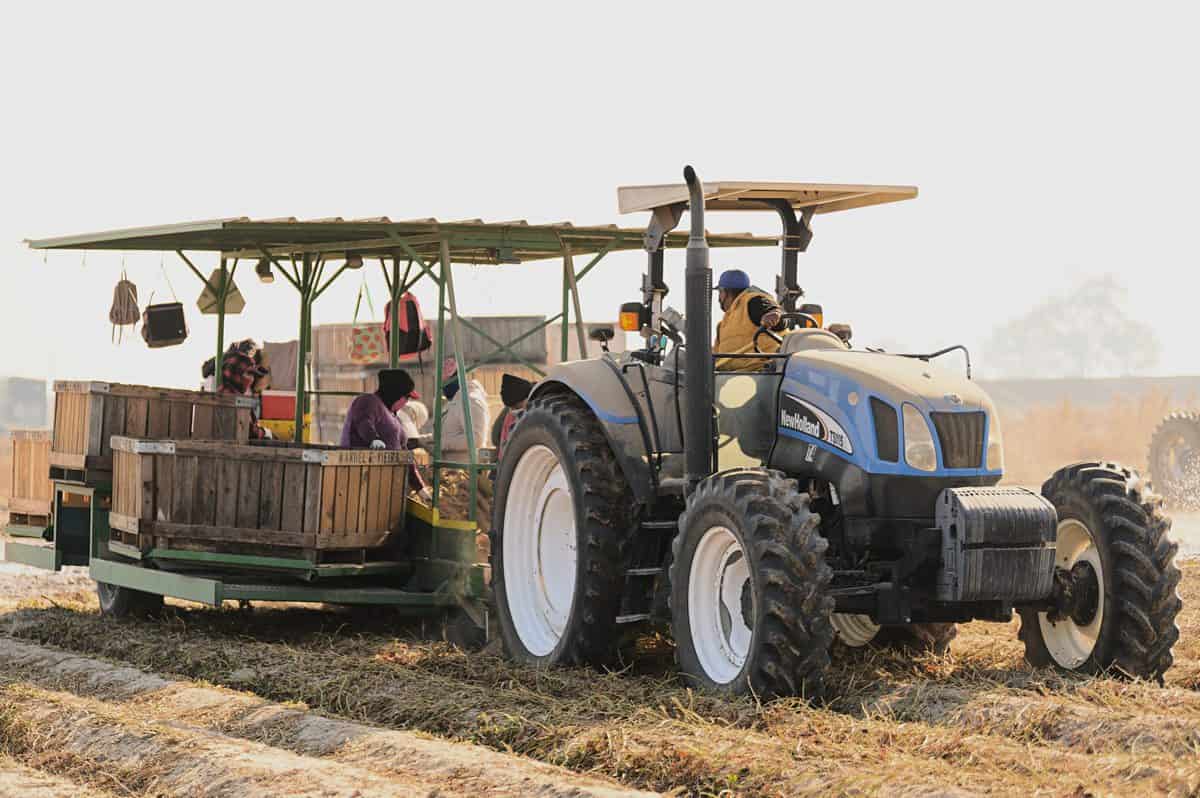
[110,437,411,557]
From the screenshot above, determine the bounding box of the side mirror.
[589,327,615,343]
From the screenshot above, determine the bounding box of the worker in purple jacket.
[341,369,426,491]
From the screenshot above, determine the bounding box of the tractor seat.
[778,328,849,354]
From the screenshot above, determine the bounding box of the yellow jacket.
[715,289,780,371]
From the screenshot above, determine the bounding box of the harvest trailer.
[3,214,773,634]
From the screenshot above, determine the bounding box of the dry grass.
[1000,391,1200,487]
[3,565,1200,796]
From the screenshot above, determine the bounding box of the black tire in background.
[1018,461,1181,681]
[1148,412,1200,510]
[670,469,834,699]
[490,393,635,667]
[96,581,165,618]
[872,623,958,655]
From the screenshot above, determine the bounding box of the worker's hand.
[369,439,386,450]
[761,310,783,330]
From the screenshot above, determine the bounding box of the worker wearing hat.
[341,369,421,450]
[714,269,785,371]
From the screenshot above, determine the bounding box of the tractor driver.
[714,269,785,371]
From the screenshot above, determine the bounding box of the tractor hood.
[785,349,991,413]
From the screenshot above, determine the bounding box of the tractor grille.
[930,412,986,469]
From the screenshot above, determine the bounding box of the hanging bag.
[141,263,188,348]
[349,280,387,364]
[382,292,434,358]
[109,269,140,343]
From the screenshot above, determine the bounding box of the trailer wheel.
[1018,462,1181,681]
[491,393,634,667]
[96,581,164,618]
[670,469,834,699]
[1148,413,1200,510]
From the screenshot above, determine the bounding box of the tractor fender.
[531,359,655,504]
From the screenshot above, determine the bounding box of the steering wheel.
[781,312,821,330]
[753,312,822,353]
[753,325,785,353]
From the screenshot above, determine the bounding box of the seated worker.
[713,269,785,371]
[341,369,427,492]
[435,358,490,461]
[494,373,533,455]
[395,399,429,443]
[218,339,272,438]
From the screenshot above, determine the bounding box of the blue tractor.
[490,166,1181,697]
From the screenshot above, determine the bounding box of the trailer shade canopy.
[617,180,918,215]
[25,216,776,264]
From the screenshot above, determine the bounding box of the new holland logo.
[781,407,823,438]
[779,393,854,455]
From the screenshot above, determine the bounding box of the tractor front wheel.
[671,469,834,699]
[1018,462,1181,681]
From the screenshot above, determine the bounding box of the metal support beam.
[447,313,548,377]
[562,243,588,359]
[389,256,401,368]
[216,256,228,378]
[295,253,313,441]
[441,238,478,521]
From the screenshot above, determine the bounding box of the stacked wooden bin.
[109,439,411,565]
[50,381,254,482]
[7,429,52,534]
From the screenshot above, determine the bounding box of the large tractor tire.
[490,393,634,667]
[1018,462,1182,681]
[96,581,164,618]
[1148,412,1200,510]
[670,469,834,699]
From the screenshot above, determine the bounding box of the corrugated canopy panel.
[618,181,918,215]
[26,216,777,265]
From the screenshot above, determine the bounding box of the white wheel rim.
[688,525,754,684]
[832,613,880,647]
[1038,518,1105,669]
[502,444,578,657]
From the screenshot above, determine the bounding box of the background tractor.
[1149,412,1200,510]
[490,166,1182,697]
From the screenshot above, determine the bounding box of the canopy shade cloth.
[25,216,776,265]
[618,180,918,215]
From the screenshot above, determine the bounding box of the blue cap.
[716,269,751,291]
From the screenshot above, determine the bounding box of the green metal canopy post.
[215,256,228,380]
[440,237,478,521]
[294,253,313,442]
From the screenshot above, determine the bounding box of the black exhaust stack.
[683,165,713,488]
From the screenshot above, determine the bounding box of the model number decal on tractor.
[780,393,853,455]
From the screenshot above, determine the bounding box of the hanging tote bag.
[349,281,387,364]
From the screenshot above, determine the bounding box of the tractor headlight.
[903,403,938,472]
[986,414,1004,472]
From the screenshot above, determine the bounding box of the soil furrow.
[0,636,655,798]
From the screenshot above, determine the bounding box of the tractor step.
[616,612,651,624]
[626,566,662,577]
[639,520,678,531]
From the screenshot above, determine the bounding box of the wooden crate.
[51,382,254,477]
[109,437,411,557]
[8,429,51,521]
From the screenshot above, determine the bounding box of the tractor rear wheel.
[96,581,164,618]
[670,469,834,699]
[1018,462,1181,681]
[491,393,634,667]
[1148,413,1200,510]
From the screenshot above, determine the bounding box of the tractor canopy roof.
[617,181,918,216]
[25,216,776,264]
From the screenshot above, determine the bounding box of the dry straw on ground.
[2,564,1199,796]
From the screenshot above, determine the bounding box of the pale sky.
[1,2,1196,390]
